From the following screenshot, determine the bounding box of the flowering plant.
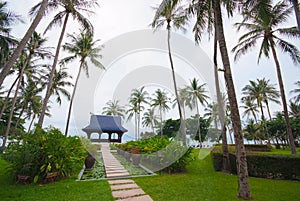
[130,147,140,154]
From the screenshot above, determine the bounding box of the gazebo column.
[108,132,112,142]
[86,132,91,139]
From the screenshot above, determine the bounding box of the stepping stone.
[117,195,153,201]
[106,170,129,174]
[107,173,130,178]
[110,183,139,191]
[109,179,135,185]
[112,189,146,199]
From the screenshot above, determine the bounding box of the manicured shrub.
[211,152,300,180]
[118,137,194,173]
[3,126,87,184]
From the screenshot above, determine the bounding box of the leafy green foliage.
[3,126,87,184]
[211,149,300,180]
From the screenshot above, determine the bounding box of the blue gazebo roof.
[82,115,127,133]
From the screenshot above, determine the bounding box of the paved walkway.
[101,144,153,201]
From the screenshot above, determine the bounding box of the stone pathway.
[101,143,153,201]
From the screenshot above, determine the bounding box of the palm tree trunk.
[65,64,83,136]
[0,0,48,88]
[15,106,25,129]
[269,38,297,154]
[28,114,36,132]
[214,0,251,199]
[213,25,230,173]
[2,64,26,149]
[38,13,69,126]
[196,100,202,147]
[167,23,186,146]
[292,0,300,31]
[265,101,272,120]
[0,75,19,120]
[160,106,163,137]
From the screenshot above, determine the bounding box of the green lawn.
[134,149,300,201]
[1,149,300,201]
[0,157,114,201]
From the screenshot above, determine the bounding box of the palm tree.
[290,81,300,103]
[242,80,266,122]
[175,87,192,120]
[40,66,73,107]
[0,1,20,66]
[126,101,139,140]
[289,100,300,118]
[258,78,280,120]
[128,87,149,140]
[102,100,125,118]
[240,96,259,123]
[34,0,99,126]
[61,30,103,136]
[152,0,188,145]
[186,78,209,146]
[0,0,48,88]
[232,1,299,154]
[204,102,220,141]
[151,89,170,136]
[142,108,159,135]
[214,0,252,197]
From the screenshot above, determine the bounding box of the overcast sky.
[6,0,300,137]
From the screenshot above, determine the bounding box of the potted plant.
[85,154,96,170]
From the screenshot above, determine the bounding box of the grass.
[113,153,149,176]
[0,156,114,201]
[1,149,300,201]
[133,149,300,201]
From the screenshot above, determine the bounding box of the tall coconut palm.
[214,0,251,197]
[102,100,125,118]
[0,1,20,66]
[204,102,220,141]
[0,32,52,121]
[151,89,170,136]
[33,0,98,126]
[185,78,209,146]
[232,1,299,154]
[126,101,139,140]
[142,108,159,135]
[61,30,103,136]
[173,87,192,120]
[152,0,188,145]
[40,66,73,107]
[290,81,300,103]
[128,87,149,140]
[240,96,259,123]
[0,0,48,88]
[259,78,280,120]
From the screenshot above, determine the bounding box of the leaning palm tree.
[290,81,300,103]
[0,0,48,88]
[32,0,99,126]
[61,30,103,136]
[128,87,149,140]
[151,88,170,136]
[240,96,259,123]
[102,100,125,118]
[232,1,299,154]
[152,0,188,145]
[185,78,209,146]
[142,108,159,135]
[126,101,139,140]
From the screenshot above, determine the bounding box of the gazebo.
[82,115,127,143]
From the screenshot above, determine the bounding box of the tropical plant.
[232,1,300,154]
[61,30,103,136]
[289,100,300,118]
[34,0,99,126]
[240,96,259,123]
[185,78,209,146]
[0,0,48,88]
[151,89,170,136]
[102,99,125,118]
[128,86,149,140]
[290,81,300,103]
[142,108,159,135]
[152,0,188,146]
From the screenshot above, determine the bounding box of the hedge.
[212,152,300,180]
